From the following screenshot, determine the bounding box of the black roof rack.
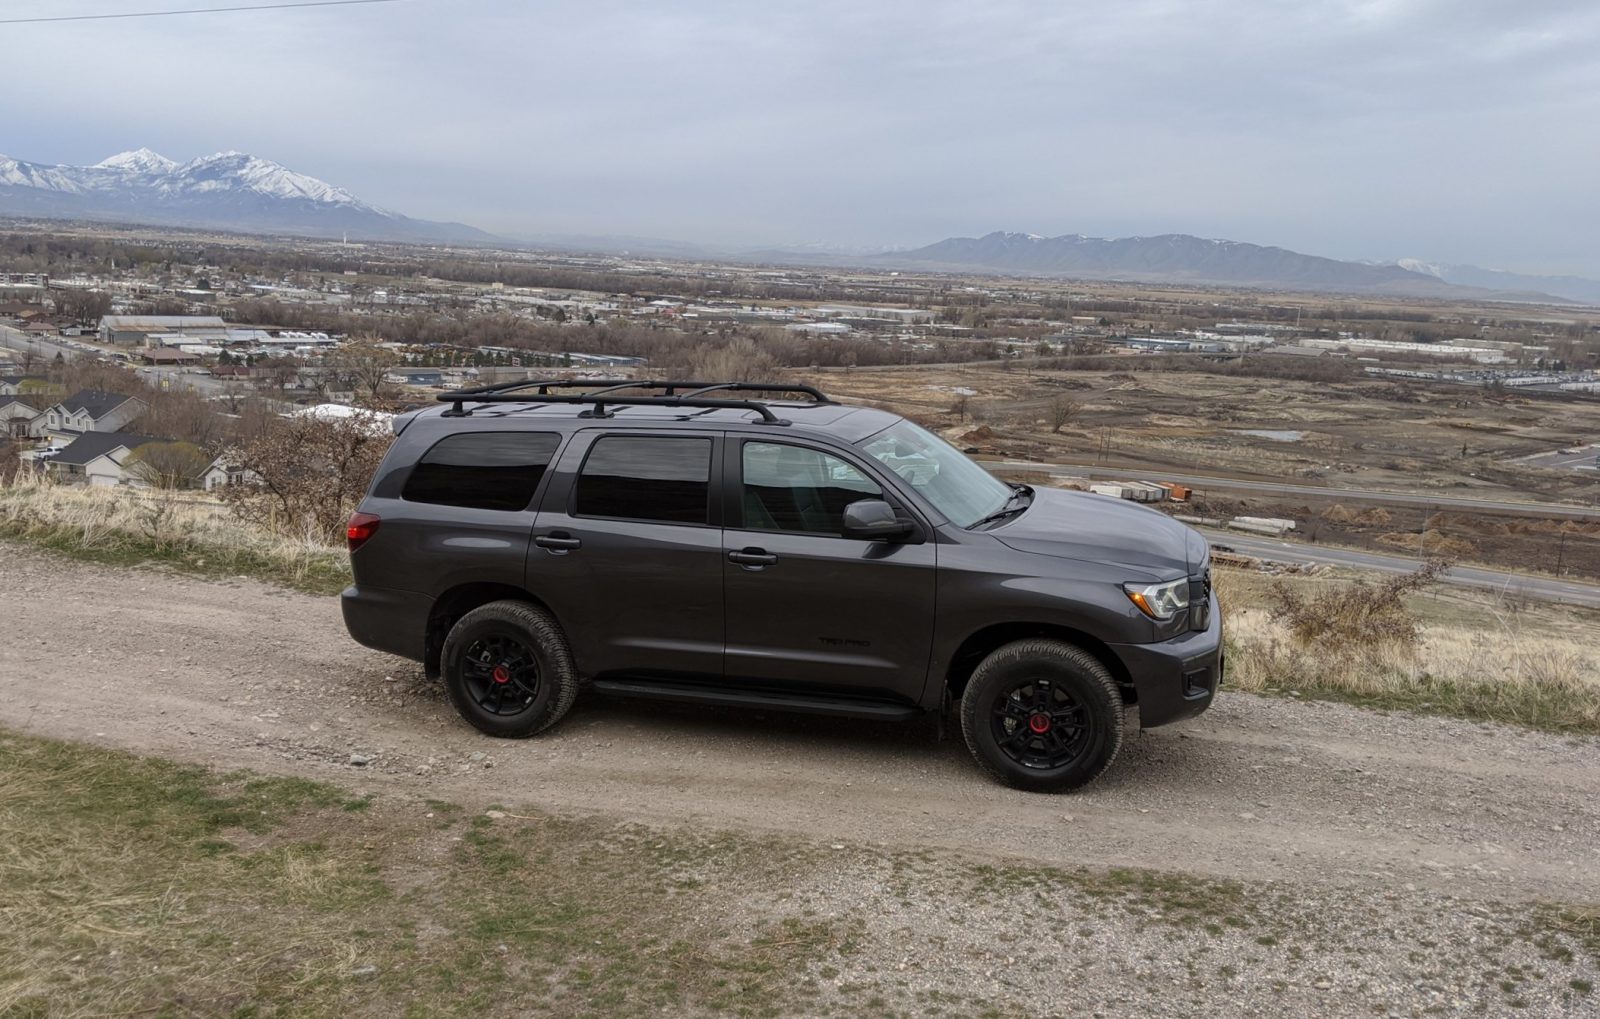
[437,378,832,424]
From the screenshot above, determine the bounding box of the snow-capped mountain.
[0,148,494,244]
[1393,258,1600,306]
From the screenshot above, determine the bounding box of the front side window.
[575,435,712,524]
[857,419,1011,527]
[402,431,561,511]
[740,441,881,535]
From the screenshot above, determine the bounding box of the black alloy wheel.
[989,678,1090,770]
[440,599,579,738]
[959,638,1125,792]
[460,632,542,717]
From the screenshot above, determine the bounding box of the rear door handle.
[728,548,778,568]
[534,533,582,551]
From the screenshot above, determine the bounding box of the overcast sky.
[2,0,1597,275]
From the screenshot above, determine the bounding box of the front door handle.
[534,532,582,552]
[728,548,778,568]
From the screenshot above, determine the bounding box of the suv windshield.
[858,419,1014,527]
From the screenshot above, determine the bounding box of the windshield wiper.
[968,485,1032,529]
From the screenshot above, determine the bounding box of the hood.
[993,487,1203,577]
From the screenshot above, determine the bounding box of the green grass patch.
[0,729,861,1017]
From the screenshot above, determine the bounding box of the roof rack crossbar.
[438,378,833,418]
[440,392,788,424]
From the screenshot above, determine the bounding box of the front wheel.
[959,639,1124,792]
[441,600,578,738]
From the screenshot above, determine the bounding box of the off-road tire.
[441,600,578,738]
[959,638,1124,792]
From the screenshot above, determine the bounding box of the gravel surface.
[2,543,1597,1016]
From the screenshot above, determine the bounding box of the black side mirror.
[842,499,915,542]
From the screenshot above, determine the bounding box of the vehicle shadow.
[552,689,1206,791]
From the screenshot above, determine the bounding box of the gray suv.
[342,380,1221,792]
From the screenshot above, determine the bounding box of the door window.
[402,432,561,511]
[574,435,712,524]
[740,441,881,535]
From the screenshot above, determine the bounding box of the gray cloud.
[3,0,1596,274]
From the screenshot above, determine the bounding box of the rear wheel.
[441,600,578,738]
[959,639,1124,792]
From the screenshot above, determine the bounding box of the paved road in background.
[0,322,82,365]
[987,458,1600,520]
[1200,529,1600,609]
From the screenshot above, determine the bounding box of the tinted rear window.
[575,435,711,524]
[402,432,561,511]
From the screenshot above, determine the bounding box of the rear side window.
[575,435,711,525]
[402,432,561,511]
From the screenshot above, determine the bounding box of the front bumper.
[1109,592,1223,728]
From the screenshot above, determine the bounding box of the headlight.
[1124,578,1190,621]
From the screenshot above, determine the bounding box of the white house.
[0,395,40,438]
[46,432,162,487]
[31,389,147,440]
[200,455,260,492]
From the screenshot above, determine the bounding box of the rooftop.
[50,431,162,466]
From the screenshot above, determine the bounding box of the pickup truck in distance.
[341,379,1221,792]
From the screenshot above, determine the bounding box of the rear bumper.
[340,585,431,662]
[1109,593,1223,728]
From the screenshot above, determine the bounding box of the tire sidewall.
[961,644,1122,792]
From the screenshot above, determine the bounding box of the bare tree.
[1049,396,1082,434]
[326,335,400,405]
[220,413,393,542]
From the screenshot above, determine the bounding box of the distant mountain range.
[0,148,495,244]
[2,149,1595,304]
[1393,259,1600,306]
[873,231,1589,301]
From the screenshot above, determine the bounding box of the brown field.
[800,363,1600,576]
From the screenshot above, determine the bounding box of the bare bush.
[220,415,392,543]
[658,337,785,382]
[1270,560,1448,651]
[123,441,212,490]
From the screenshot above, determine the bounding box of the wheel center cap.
[491,665,511,684]
[1028,713,1051,734]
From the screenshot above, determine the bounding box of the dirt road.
[2,543,1594,906]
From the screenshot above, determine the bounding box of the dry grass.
[1217,568,1600,733]
[0,470,349,595]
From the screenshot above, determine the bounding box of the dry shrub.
[1374,530,1476,557]
[1321,503,1358,523]
[1217,565,1600,732]
[1269,561,1446,650]
[220,414,392,543]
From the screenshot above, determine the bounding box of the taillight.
[347,511,381,552]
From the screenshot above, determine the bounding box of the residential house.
[0,375,48,396]
[200,456,259,492]
[31,389,147,441]
[46,432,162,487]
[0,395,41,438]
